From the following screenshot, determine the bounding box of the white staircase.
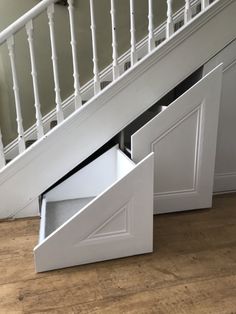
[0,0,235,271]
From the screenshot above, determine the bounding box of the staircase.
[0,0,235,271]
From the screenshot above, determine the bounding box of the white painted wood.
[204,39,236,192]
[0,128,5,169]
[89,0,101,95]
[148,0,155,53]
[116,149,136,179]
[46,145,135,202]
[26,20,44,139]
[7,36,26,154]
[166,0,174,38]
[184,0,192,24]
[131,64,223,213]
[129,0,138,66]
[201,0,209,10]
[68,0,82,110]
[0,0,234,218]
[47,4,64,123]
[110,0,119,80]
[39,197,47,242]
[2,0,218,162]
[161,105,167,111]
[34,150,154,272]
[0,0,57,45]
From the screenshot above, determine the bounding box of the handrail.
[0,0,57,45]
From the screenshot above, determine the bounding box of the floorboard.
[0,194,236,313]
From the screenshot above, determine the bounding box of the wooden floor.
[0,194,236,313]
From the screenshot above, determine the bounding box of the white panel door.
[132,64,223,214]
[204,39,236,193]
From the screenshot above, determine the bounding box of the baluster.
[201,0,209,10]
[110,0,119,80]
[184,0,191,24]
[130,0,137,66]
[0,128,5,169]
[47,4,64,123]
[26,20,44,139]
[68,0,82,110]
[148,0,155,53]
[166,0,174,38]
[7,36,26,154]
[89,0,101,95]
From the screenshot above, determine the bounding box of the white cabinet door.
[34,147,154,272]
[132,65,223,214]
[204,39,236,193]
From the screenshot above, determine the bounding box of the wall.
[0,0,184,145]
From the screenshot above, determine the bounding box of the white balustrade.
[0,0,214,169]
[166,0,174,38]
[0,0,57,45]
[184,0,191,23]
[68,0,82,110]
[130,0,137,66]
[47,4,64,123]
[201,0,209,10]
[0,128,5,169]
[26,20,44,139]
[148,0,155,53]
[110,0,119,80]
[89,0,101,95]
[7,36,26,154]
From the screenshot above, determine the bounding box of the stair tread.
[45,197,95,238]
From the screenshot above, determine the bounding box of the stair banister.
[26,20,44,139]
[7,36,26,154]
[110,0,119,80]
[184,0,191,23]
[0,0,57,45]
[47,4,64,123]
[0,0,216,171]
[0,128,5,169]
[148,0,155,53]
[166,0,174,38]
[130,0,137,66]
[201,0,210,10]
[89,0,101,95]
[68,0,82,110]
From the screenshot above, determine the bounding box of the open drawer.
[34,145,154,272]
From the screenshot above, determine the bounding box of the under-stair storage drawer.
[34,145,154,272]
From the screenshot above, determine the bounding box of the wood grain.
[0,194,236,313]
